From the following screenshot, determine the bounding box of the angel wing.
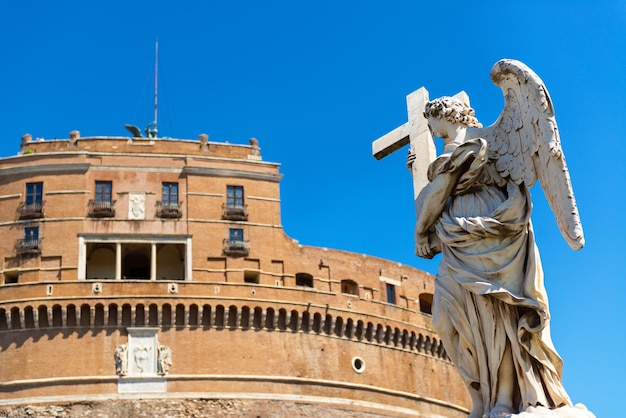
[481,59,584,250]
[124,124,143,138]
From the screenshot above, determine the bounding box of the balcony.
[223,239,249,257]
[88,200,116,218]
[222,204,248,221]
[156,201,182,219]
[16,238,42,255]
[17,201,45,220]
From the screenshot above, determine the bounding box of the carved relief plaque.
[116,328,171,394]
[128,193,145,220]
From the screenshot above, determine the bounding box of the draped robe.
[428,138,571,414]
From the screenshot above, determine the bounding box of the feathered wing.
[124,124,143,138]
[482,59,584,250]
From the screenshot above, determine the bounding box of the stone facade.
[0,134,470,417]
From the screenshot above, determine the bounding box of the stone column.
[77,236,86,280]
[151,243,157,281]
[185,238,192,281]
[115,243,122,280]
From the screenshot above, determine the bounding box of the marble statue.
[114,343,128,376]
[157,345,172,375]
[376,59,594,418]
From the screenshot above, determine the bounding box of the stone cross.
[372,88,470,199]
[372,87,436,199]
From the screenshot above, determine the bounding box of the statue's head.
[424,97,482,128]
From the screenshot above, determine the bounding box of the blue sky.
[1,1,623,416]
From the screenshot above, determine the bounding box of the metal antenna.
[146,38,159,138]
[126,39,161,139]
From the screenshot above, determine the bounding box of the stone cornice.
[182,166,283,183]
[0,163,90,177]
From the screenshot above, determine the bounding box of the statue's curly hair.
[423,97,482,128]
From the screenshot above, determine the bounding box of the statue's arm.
[414,170,460,258]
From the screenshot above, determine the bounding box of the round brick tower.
[0,133,470,417]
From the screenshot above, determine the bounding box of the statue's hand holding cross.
[372,87,436,200]
[372,88,468,255]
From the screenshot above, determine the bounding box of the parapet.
[18,131,263,161]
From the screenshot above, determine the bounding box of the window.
[223,228,249,257]
[244,270,260,284]
[419,293,433,315]
[162,182,178,206]
[229,228,244,243]
[18,226,41,255]
[24,226,39,242]
[19,182,44,219]
[158,182,181,218]
[95,181,112,203]
[25,182,43,205]
[4,272,18,284]
[296,273,314,288]
[224,186,247,220]
[341,279,359,296]
[82,238,189,281]
[90,181,115,217]
[227,186,244,208]
[386,283,397,304]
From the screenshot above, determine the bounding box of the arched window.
[94,304,105,326]
[277,309,287,331]
[215,305,225,328]
[80,304,91,326]
[38,305,50,328]
[253,307,263,330]
[334,316,344,337]
[189,304,199,327]
[419,293,433,315]
[201,305,212,328]
[176,304,186,327]
[265,308,275,330]
[301,311,310,333]
[66,305,77,327]
[157,244,185,280]
[312,313,322,334]
[241,306,251,329]
[228,305,238,328]
[86,245,115,280]
[106,304,118,327]
[24,306,35,328]
[10,307,21,329]
[149,304,159,326]
[295,273,314,288]
[121,304,132,326]
[340,279,359,296]
[289,310,299,332]
[355,320,364,341]
[162,304,172,327]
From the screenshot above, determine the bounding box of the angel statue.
[404,60,593,418]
